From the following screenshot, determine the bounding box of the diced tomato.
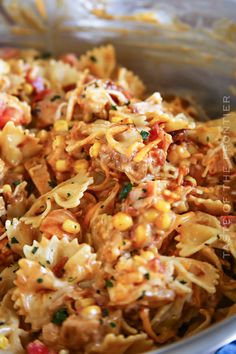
[150,149,165,166]
[148,123,160,142]
[27,342,50,354]
[33,88,51,102]
[220,215,236,227]
[0,106,24,128]
[26,69,51,100]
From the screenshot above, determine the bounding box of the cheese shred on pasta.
[0,45,235,354]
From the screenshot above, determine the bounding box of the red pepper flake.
[220,216,236,228]
[27,341,50,354]
[33,88,51,102]
[52,256,68,278]
[148,123,160,142]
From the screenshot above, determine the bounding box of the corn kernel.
[0,335,9,350]
[54,120,68,132]
[141,251,155,261]
[89,142,101,158]
[80,305,101,319]
[111,116,123,123]
[56,159,68,172]
[112,212,133,231]
[144,208,159,222]
[59,350,69,354]
[75,297,95,309]
[23,83,33,95]
[53,135,65,149]
[154,199,171,213]
[168,145,190,164]
[134,224,152,247]
[62,219,80,234]
[37,129,48,142]
[2,184,12,193]
[155,212,172,230]
[74,159,89,173]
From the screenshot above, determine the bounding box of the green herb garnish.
[90,55,97,62]
[102,308,109,317]
[110,104,117,111]
[37,278,43,283]
[31,246,38,254]
[144,273,150,280]
[105,279,113,288]
[138,290,146,300]
[179,280,187,284]
[11,237,19,244]
[110,322,116,328]
[12,180,21,187]
[119,182,132,200]
[140,130,150,141]
[52,308,69,325]
[50,95,61,102]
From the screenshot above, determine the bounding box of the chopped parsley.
[48,180,57,188]
[102,308,109,317]
[144,273,150,280]
[46,260,51,264]
[110,322,116,328]
[206,136,210,142]
[90,55,97,62]
[67,193,71,197]
[138,290,146,300]
[6,243,11,249]
[140,130,150,141]
[179,280,187,284]
[11,237,19,244]
[37,278,43,283]
[50,95,61,102]
[105,279,113,288]
[110,104,117,111]
[52,308,69,325]
[12,180,21,187]
[31,246,38,254]
[119,182,132,201]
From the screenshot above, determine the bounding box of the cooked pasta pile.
[0,45,235,354]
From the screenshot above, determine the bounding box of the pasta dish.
[0,45,235,354]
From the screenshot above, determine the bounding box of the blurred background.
[0,0,236,118]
